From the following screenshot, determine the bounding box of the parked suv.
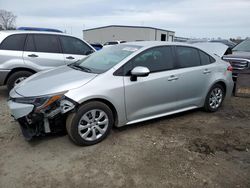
[8,42,233,146]
[0,30,95,90]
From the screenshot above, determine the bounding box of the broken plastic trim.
[23,97,76,135]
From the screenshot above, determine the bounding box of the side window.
[176,46,200,68]
[24,35,36,51]
[210,56,216,63]
[199,50,211,65]
[0,34,26,51]
[199,50,216,65]
[60,36,92,55]
[129,46,175,72]
[33,34,60,53]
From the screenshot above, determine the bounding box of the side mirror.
[130,66,150,81]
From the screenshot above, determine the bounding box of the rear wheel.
[204,84,225,112]
[66,101,114,146]
[7,71,33,91]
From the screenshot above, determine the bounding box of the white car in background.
[103,40,126,47]
[0,30,95,91]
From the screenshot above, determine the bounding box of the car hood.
[193,42,229,57]
[223,51,250,60]
[14,66,97,97]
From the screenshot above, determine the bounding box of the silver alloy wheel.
[14,77,27,86]
[78,109,109,141]
[209,88,223,109]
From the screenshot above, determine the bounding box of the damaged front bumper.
[7,96,76,140]
[8,101,34,119]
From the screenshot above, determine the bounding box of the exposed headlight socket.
[60,100,75,114]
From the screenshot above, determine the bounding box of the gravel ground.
[0,86,250,188]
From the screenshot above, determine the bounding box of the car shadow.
[27,131,68,147]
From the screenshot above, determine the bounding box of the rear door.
[0,34,26,69]
[173,46,213,108]
[59,36,94,64]
[23,34,65,71]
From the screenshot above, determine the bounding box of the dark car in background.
[223,39,250,81]
[90,43,103,50]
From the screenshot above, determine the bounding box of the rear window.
[176,46,200,68]
[210,56,216,63]
[0,34,26,51]
[199,50,211,65]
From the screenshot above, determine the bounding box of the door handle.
[66,56,75,60]
[168,75,179,81]
[28,54,38,58]
[203,69,211,74]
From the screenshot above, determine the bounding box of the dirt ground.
[0,86,250,188]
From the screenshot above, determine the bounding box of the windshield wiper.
[68,64,92,73]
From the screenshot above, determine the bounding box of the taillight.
[227,65,233,72]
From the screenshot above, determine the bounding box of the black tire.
[66,101,114,146]
[204,84,225,112]
[7,71,33,91]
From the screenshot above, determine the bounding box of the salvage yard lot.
[0,86,250,188]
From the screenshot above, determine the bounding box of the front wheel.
[66,101,114,146]
[204,84,225,112]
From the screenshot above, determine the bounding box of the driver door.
[123,46,179,122]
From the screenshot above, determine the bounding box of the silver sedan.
[8,41,234,145]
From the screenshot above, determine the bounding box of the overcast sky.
[1,0,250,39]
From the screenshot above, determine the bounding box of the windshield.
[233,40,250,52]
[72,45,142,73]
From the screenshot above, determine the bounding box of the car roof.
[121,41,227,58]
[0,30,72,36]
[0,30,92,47]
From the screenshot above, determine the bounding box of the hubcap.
[14,77,27,86]
[78,109,109,141]
[209,88,223,109]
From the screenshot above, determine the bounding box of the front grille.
[223,58,249,70]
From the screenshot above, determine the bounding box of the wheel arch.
[203,80,227,112]
[212,80,227,93]
[78,98,119,127]
[4,67,36,84]
[202,80,227,106]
